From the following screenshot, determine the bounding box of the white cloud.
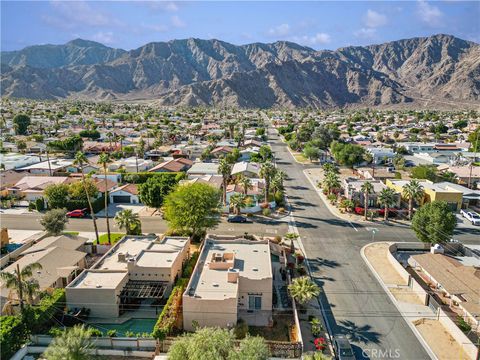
[364,10,387,28]
[171,15,186,28]
[354,28,377,40]
[417,0,443,26]
[291,33,331,46]
[268,23,291,37]
[92,31,115,45]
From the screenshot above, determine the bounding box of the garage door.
[112,195,131,203]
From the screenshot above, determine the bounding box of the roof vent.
[212,283,219,287]
[96,284,102,288]
[252,267,258,271]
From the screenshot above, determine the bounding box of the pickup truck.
[460,209,480,225]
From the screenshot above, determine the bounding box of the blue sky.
[1,1,479,51]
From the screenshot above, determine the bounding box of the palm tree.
[260,161,276,203]
[288,276,321,305]
[229,193,247,215]
[236,174,252,196]
[218,158,232,206]
[43,325,95,360]
[272,170,287,193]
[0,263,42,311]
[378,188,398,221]
[98,153,112,244]
[115,209,142,235]
[74,152,99,244]
[402,180,424,220]
[322,172,340,195]
[361,181,374,221]
[24,279,40,305]
[322,163,338,174]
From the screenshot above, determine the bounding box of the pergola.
[119,280,168,300]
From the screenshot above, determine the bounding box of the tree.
[288,276,320,305]
[377,188,397,221]
[392,154,406,170]
[322,163,338,174]
[410,165,437,182]
[303,144,321,161]
[361,181,374,221]
[47,136,83,153]
[402,180,424,220]
[330,141,365,171]
[40,208,68,235]
[98,153,112,244]
[163,183,221,240]
[260,161,276,203]
[236,174,252,196]
[13,114,31,135]
[258,145,273,162]
[73,152,99,243]
[138,175,178,210]
[44,184,69,209]
[218,158,232,206]
[412,201,456,244]
[322,171,340,195]
[0,262,42,311]
[43,325,95,360]
[229,193,247,215]
[115,209,142,235]
[168,327,269,360]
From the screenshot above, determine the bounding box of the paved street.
[268,126,432,360]
[0,213,289,238]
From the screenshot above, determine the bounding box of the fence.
[30,334,157,350]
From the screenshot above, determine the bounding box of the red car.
[66,208,89,218]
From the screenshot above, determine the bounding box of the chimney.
[227,268,239,283]
[118,252,126,262]
[127,257,136,271]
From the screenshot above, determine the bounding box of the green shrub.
[107,329,117,337]
[234,318,249,339]
[125,331,135,337]
[457,316,472,333]
[182,252,199,278]
[122,172,185,184]
[262,208,271,216]
[48,326,65,337]
[0,315,28,359]
[35,197,45,211]
[88,327,103,337]
[28,289,66,334]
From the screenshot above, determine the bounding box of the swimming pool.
[91,318,157,336]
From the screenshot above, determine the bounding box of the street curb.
[360,243,438,360]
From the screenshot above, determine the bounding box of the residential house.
[366,147,395,165]
[108,157,153,172]
[231,161,260,178]
[66,235,189,318]
[187,162,219,178]
[211,146,234,159]
[183,236,273,331]
[109,184,140,204]
[0,153,42,170]
[8,176,71,201]
[344,178,400,208]
[149,158,193,173]
[225,180,266,213]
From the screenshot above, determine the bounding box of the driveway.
[96,203,146,217]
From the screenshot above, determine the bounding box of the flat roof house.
[66,235,189,319]
[183,236,273,331]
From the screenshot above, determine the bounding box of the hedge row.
[0,315,28,359]
[122,172,186,184]
[64,194,106,213]
[182,252,199,278]
[152,278,189,340]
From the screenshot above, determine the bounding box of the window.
[248,295,261,310]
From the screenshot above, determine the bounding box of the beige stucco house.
[183,235,273,331]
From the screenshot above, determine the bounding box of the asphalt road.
[0,213,289,238]
[268,126,432,360]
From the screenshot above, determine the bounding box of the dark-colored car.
[334,336,356,360]
[227,215,248,223]
[66,208,89,218]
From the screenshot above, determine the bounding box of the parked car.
[460,209,480,225]
[227,215,248,223]
[66,208,89,218]
[333,335,356,360]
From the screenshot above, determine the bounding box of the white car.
[460,209,480,225]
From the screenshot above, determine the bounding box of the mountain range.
[1,34,479,108]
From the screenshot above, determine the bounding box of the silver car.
[334,336,356,360]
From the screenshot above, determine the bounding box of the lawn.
[62,231,79,236]
[293,153,310,164]
[96,233,124,244]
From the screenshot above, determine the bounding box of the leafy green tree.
[377,188,398,221]
[98,153,112,244]
[361,181,374,221]
[115,209,142,235]
[303,144,321,161]
[410,165,437,182]
[258,145,272,162]
[0,262,42,311]
[138,175,178,210]
[231,335,270,360]
[330,141,365,170]
[288,276,320,305]
[412,201,456,244]
[47,136,83,153]
[164,183,221,239]
[44,184,69,209]
[402,180,424,220]
[13,114,31,135]
[40,208,68,235]
[43,325,95,360]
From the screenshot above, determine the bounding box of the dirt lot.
[390,287,425,305]
[364,242,408,285]
[415,318,469,360]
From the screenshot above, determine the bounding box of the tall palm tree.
[229,193,247,215]
[260,161,276,203]
[43,325,95,360]
[378,188,398,221]
[402,180,424,220]
[0,263,42,311]
[236,174,252,196]
[218,158,232,206]
[115,209,142,235]
[272,170,287,193]
[322,172,340,195]
[74,152,99,244]
[24,279,40,305]
[98,153,112,244]
[288,276,321,305]
[361,181,374,221]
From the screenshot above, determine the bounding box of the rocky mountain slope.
[1,34,479,108]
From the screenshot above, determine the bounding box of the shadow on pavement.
[337,320,381,345]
